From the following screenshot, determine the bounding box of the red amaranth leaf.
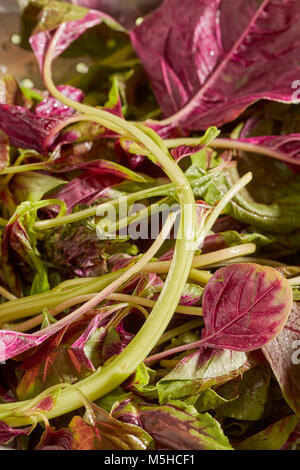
[0,421,33,445]
[0,105,60,156]
[35,426,73,450]
[68,416,102,450]
[130,0,300,130]
[201,263,293,351]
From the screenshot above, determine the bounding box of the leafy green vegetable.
[0,0,299,452]
[112,397,233,450]
[236,415,299,450]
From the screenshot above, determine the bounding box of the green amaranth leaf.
[12,172,66,204]
[236,415,299,450]
[157,349,250,403]
[215,364,271,421]
[2,200,65,296]
[187,165,300,234]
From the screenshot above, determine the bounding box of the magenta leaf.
[201,263,293,351]
[170,127,220,161]
[0,105,60,155]
[35,426,73,450]
[0,421,33,445]
[29,7,124,73]
[34,85,85,118]
[131,0,300,130]
[67,0,162,29]
[52,171,120,212]
[0,329,53,363]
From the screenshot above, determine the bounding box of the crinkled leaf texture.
[131,0,300,130]
[201,263,293,351]
[263,302,300,416]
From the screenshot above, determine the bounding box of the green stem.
[0,244,253,325]
[33,183,174,231]
[188,269,212,284]
[163,137,298,166]
[0,33,197,425]
[0,162,48,176]
[0,270,126,325]
[32,214,176,338]
[156,318,203,347]
[143,243,256,273]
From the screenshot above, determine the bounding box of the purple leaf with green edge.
[170,127,220,162]
[82,400,154,450]
[123,363,158,401]
[50,158,153,183]
[0,421,33,445]
[112,397,232,450]
[215,363,271,420]
[68,415,102,450]
[236,415,299,450]
[2,221,28,297]
[179,283,204,307]
[70,312,108,370]
[16,323,95,401]
[52,171,120,212]
[0,104,60,156]
[157,348,251,403]
[28,1,124,72]
[102,322,134,364]
[133,272,164,299]
[200,263,293,351]
[35,85,85,118]
[115,138,165,177]
[200,230,273,255]
[35,425,73,450]
[0,131,9,172]
[32,391,61,413]
[262,302,300,416]
[130,0,300,131]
